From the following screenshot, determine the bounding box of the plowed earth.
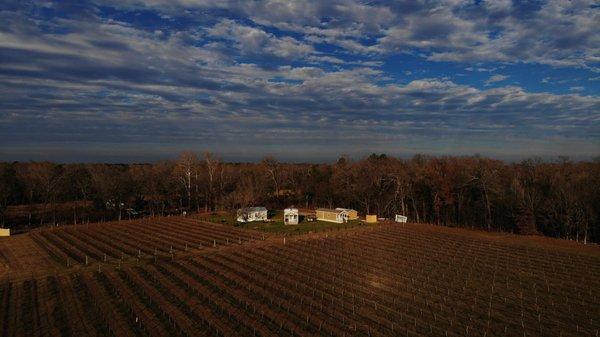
[0,217,598,337]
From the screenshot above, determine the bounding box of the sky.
[0,0,599,163]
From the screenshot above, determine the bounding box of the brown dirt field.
[1,219,598,279]
[0,234,63,278]
[402,222,600,257]
[0,217,598,337]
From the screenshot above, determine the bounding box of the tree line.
[0,152,598,243]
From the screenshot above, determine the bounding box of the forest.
[0,152,598,243]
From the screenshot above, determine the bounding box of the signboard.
[395,215,408,223]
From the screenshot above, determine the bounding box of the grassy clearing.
[197,211,368,234]
[236,219,366,235]
[196,213,239,226]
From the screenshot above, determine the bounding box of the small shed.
[395,215,408,223]
[366,215,377,223]
[284,207,299,225]
[237,207,268,223]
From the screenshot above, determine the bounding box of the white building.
[395,215,408,223]
[284,207,299,225]
[237,207,268,223]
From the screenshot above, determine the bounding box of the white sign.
[395,215,408,223]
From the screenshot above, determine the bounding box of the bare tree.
[89,165,131,221]
[173,151,199,211]
[262,156,281,200]
[204,152,220,212]
[64,164,92,224]
[471,158,501,231]
[25,162,63,225]
[0,163,19,226]
[1,154,599,243]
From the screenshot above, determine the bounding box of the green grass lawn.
[236,219,366,234]
[196,213,239,226]
[197,212,367,235]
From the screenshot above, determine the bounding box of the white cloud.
[485,74,509,85]
[1,0,599,159]
[88,0,599,68]
[207,19,313,59]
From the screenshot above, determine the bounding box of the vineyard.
[0,217,598,337]
[0,217,263,274]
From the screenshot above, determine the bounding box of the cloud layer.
[0,0,598,162]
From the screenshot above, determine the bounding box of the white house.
[237,207,268,223]
[284,207,299,225]
[395,215,408,223]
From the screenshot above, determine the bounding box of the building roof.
[335,208,356,212]
[237,207,267,214]
[316,208,345,214]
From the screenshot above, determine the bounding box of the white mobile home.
[284,207,299,225]
[237,207,268,223]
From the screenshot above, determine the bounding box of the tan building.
[316,208,345,223]
[365,215,377,223]
[316,208,357,223]
[335,208,358,220]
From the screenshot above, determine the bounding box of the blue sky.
[0,0,598,162]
